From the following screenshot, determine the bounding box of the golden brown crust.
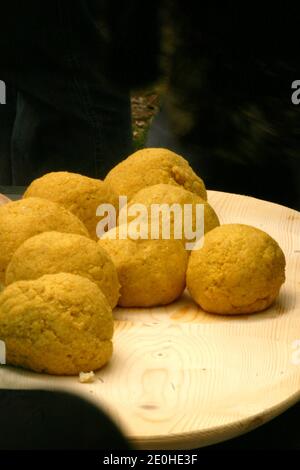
[0,197,89,283]
[0,273,113,375]
[24,171,118,239]
[99,226,188,307]
[186,224,286,314]
[105,148,207,201]
[5,231,120,309]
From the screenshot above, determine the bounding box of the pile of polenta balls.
[0,148,286,376]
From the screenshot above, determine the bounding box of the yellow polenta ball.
[0,197,89,283]
[5,231,120,309]
[187,224,286,315]
[118,184,219,249]
[24,171,118,239]
[99,225,188,307]
[0,273,113,375]
[105,148,207,201]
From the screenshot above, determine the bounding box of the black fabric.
[0,389,130,450]
[0,1,135,184]
[1,389,300,450]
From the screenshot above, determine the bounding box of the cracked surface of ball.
[105,148,207,201]
[5,231,120,309]
[187,224,286,314]
[99,226,188,307]
[0,273,113,375]
[24,171,118,239]
[0,197,89,283]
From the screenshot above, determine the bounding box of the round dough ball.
[0,273,113,375]
[5,231,120,309]
[99,226,188,307]
[0,197,89,283]
[24,171,118,239]
[187,224,286,315]
[118,184,219,250]
[105,148,207,201]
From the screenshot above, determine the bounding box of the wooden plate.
[0,194,11,206]
[0,191,299,449]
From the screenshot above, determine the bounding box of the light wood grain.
[0,191,299,449]
[0,194,10,206]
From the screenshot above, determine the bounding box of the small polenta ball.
[105,148,207,201]
[186,224,286,315]
[99,226,188,307]
[24,171,118,239]
[0,273,113,375]
[0,197,89,283]
[118,184,219,249]
[5,231,120,309]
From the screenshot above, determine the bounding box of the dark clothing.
[0,1,299,207]
[0,389,130,450]
[0,1,134,184]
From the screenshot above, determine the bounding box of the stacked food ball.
[105,147,207,200]
[0,148,286,376]
[23,171,118,239]
[0,175,119,375]
[100,226,188,307]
